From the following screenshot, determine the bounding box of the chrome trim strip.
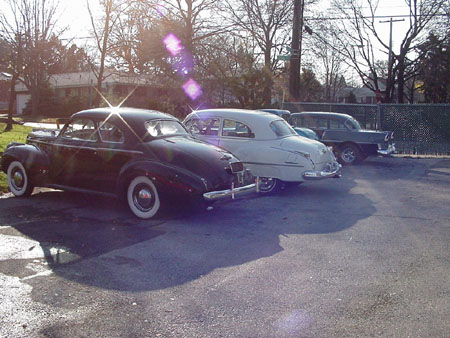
[31,140,144,155]
[203,183,257,201]
[243,161,305,168]
[322,139,386,145]
[270,146,310,157]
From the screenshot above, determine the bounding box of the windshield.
[345,118,362,130]
[270,120,297,137]
[145,120,188,138]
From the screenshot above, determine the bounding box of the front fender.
[1,143,50,179]
[116,160,207,199]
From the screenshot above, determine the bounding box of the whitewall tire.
[7,161,34,197]
[127,176,160,219]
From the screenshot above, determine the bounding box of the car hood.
[27,129,60,142]
[143,136,239,188]
[278,136,334,164]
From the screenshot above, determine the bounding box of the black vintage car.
[1,108,256,219]
[290,112,395,165]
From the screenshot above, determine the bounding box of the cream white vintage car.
[183,109,341,193]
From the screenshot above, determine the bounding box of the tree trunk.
[397,61,405,103]
[263,47,272,106]
[31,86,40,116]
[5,74,18,132]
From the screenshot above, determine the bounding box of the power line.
[304,14,448,21]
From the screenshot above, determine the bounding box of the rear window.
[270,120,297,137]
[145,120,188,137]
[345,118,361,130]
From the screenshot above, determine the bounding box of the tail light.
[230,161,244,173]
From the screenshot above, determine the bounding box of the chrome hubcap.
[12,170,24,189]
[259,177,276,192]
[342,149,355,162]
[133,184,154,212]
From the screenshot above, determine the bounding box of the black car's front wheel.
[7,161,34,197]
[127,176,160,219]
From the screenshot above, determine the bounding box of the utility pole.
[289,0,304,101]
[379,18,405,101]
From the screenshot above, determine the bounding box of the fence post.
[377,104,383,130]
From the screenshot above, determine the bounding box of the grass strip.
[0,123,32,193]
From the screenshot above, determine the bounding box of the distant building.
[14,71,155,115]
[0,72,12,111]
[337,79,387,104]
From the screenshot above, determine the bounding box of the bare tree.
[307,18,348,102]
[0,0,63,117]
[87,0,131,106]
[220,0,293,106]
[151,0,224,53]
[331,0,446,103]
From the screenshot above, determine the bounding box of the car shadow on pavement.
[0,167,379,298]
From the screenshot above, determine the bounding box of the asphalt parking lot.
[1,157,449,337]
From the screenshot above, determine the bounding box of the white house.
[14,71,153,115]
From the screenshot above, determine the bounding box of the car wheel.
[258,177,281,194]
[7,161,34,197]
[338,144,362,165]
[127,176,161,219]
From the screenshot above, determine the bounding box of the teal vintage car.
[293,127,319,141]
[290,112,395,165]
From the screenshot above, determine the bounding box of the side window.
[345,119,358,130]
[62,118,98,141]
[187,118,219,136]
[222,119,254,138]
[329,119,345,129]
[315,118,328,129]
[301,116,315,128]
[99,121,125,143]
[291,116,304,127]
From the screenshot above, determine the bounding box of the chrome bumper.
[377,143,396,156]
[203,182,257,201]
[302,161,342,180]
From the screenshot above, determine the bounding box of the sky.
[56,0,418,56]
[2,0,440,53]
[3,0,444,83]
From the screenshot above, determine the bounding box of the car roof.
[186,108,287,140]
[258,109,291,115]
[72,107,175,123]
[71,107,180,142]
[189,108,280,122]
[291,111,353,120]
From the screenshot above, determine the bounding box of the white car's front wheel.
[7,161,34,197]
[258,177,281,194]
[127,176,161,219]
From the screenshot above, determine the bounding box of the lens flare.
[163,33,183,56]
[183,79,202,100]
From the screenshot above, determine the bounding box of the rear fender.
[116,160,206,199]
[1,143,50,178]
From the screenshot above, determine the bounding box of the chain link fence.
[282,102,450,155]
